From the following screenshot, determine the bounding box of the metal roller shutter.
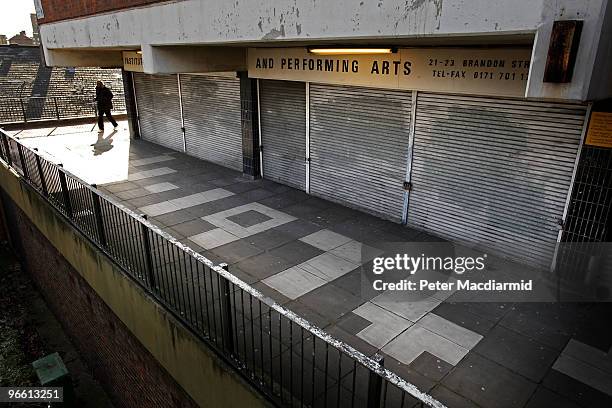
[180,74,242,171]
[407,92,587,267]
[309,84,412,221]
[133,73,183,151]
[260,80,306,189]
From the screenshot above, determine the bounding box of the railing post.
[57,164,73,218]
[90,184,107,247]
[219,263,236,356]
[140,214,157,290]
[0,132,11,165]
[16,142,29,179]
[19,98,27,123]
[54,97,60,120]
[367,354,385,408]
[33,148,48,196]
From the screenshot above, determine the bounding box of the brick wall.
[38,0,175,24]
[2,195,199,408]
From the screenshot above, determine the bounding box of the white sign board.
[248,47,532,97]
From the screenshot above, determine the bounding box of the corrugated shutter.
[260,80,306,190]
[180,74,242,171]
[309,84,412,221]
[407,92,587,267]
[133,73,183,151]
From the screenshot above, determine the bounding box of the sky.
[0,1,36,38]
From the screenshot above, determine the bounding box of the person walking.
[95,81,118,132]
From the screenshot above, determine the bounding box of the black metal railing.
[0,129,445,408]
[0,95,127,124]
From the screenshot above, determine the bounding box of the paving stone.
[103,181,140,193]
[128,166,176,181]
[473,325,558,382]
[380,354,437,394]
[263,266,327,300]
[524,387,581,408]
[300,253,359,281]
[429,385,479,408]
[272,219,322,239]
[269,240,324,265]
[235,252,298,280]
[153,209,197,226]
[324,325,379,357]
[372,290,441,322]
[298,284,364,322]
[382,325,469,366]
[409,351,454,382]
[330,268,364,298]
[243,228,296,251]
[284,300,333,329]
[353,302,412,348]
[336,312,371,335]
[442,353,537,408]
[224,180,263,194]
[227,209,272,228]
[299,229,353,251]
[432,302,497,337]
[418,313,483,349]
[130,155,175,167]
[238,188,278,202]
[542,368,612,408]
[115,188,151,200]
[553,352,612,397]
[210,238,263,264]
[187,195,250,217]
[170,218,216,237]
[143,182,179,193]
[189,228,239,250]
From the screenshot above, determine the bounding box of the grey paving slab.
[234,252,298,280]
[189,228,239,250]
[542,369,612,408]
[372,290,442,323]
[432,302,497,337]
[429,385,479,408]
[443,353,537,408]
[418,313,483,350]
[474,325,557,382]
[227,209,272,228]
[269,240,324,265]
[335,312,371,335]
[524,387,581,408]
[297,284,364,322]
[170,219,216,237]
[410,351,454,382]
[154,209,198,226]
[210,239,264,264]
[300,252,359,282]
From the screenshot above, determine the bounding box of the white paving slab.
[263,266,328,299]
[131,155,175,167]
[138,188,234,216]
[204,203,296,238]
[189,228,240,250]
[139,200,182,217]
[382,325,470,366]
[128,167,176,181]
[299,229,352,251]
[372,291,442,322]
[418,313,483,349]
[300,252,359,281]
[144,182,179,193]
[354,302,413,349]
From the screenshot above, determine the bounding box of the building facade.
[34,0,612,269]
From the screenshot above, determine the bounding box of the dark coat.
[95,86,114,111]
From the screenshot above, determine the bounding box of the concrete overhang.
[142,45,246,74]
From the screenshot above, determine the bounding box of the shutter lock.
[403,181,412,191]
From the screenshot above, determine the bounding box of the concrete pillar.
[239,72,260,178]
[121,69,140,139]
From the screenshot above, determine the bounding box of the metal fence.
[0,129,444,408]
[0,95,127,124]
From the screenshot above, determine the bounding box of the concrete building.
[30,14,40,46]
[0,35,7,46]
[8,31,34,46]
[8,1,610,407]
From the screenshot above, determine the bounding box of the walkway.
[10,121,612,408]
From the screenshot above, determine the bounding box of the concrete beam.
[142,45,246,74]
[44,48,122,68]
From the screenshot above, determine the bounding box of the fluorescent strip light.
[308,48,394,55]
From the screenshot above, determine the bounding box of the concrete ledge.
[0,162,270,408]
